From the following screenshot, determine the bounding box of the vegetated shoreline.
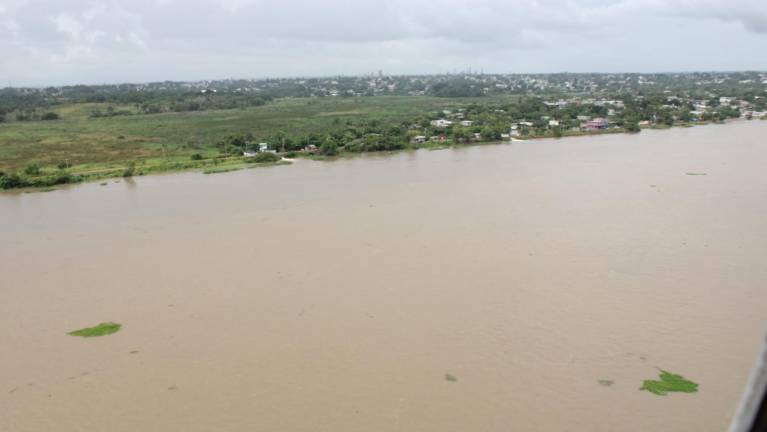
[0,118,752,193]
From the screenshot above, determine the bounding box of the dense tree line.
[0,87,272,120]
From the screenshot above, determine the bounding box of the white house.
[430,119,453,128]
[548,119,560,127]
[243,150,258,157]
[412,135,427,144]
[259,143,269,152]
[460,120,474,127]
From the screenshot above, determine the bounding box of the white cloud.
[0,0,765,86]
[49,13,83,40]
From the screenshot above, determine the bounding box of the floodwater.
[2,121,767,432]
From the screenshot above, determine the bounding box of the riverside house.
[430,119,453,128]
[584,118,609,130]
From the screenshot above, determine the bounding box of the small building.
[584,118,609,130]
[304,144,319,153]
[460,120,474,127]
[548,119,560,127]
[412,135,427,144]
[473,133,482,140]
[638,120,651,127]
[430,119,453,128]
[258,143,269,152]
[243,150,258,157]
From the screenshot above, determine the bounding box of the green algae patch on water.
[68,322,122,337]
[445,373,458,382]
[640,370,698,396]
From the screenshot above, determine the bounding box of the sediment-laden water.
[2,121,767,431]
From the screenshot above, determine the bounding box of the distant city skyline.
[1,0,766,87]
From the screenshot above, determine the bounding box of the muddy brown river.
[2,121,767,431]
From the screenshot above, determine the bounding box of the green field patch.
[640,370,698,396]
[203,165,246,174]
[316,110,366,117]
[68,322,122,337]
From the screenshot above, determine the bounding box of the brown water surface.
[2,121,767,431]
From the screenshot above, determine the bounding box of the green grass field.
[0,96,508,173]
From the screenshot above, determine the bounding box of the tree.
[41,112,59,121]
[320,137,338,156]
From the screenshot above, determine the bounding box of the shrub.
[252,152,279,163]
[0,173,28,189]
[51,172,74,185]
[284,151,298,158]
[41,112,60,121]
[190,153,203,160]
[24,163,41,176]
[123,161,136,177]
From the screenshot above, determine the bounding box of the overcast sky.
[1,0,766,86]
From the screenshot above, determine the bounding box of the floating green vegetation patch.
[598,379,614,387]
[68,322,122,337]
[640,370,698,396]
[445,373,458,382]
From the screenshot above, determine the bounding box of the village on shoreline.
[1,72,766,190]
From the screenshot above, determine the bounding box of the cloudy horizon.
[1,0,767,87]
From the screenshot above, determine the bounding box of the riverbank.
[2,117,756,192]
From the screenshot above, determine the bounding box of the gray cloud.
[0,0,765,86]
